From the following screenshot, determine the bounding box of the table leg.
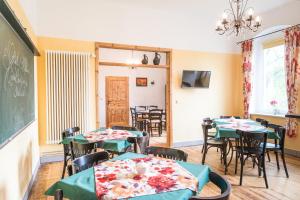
[223,138,228,174]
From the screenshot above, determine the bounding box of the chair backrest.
[62,127,80,138]
[127,132,150,154]
[72,151,109,174]
[62,127,80,155]
[148,105,158,110]
[54,189,63,200]
[70,141,96,160]
[145,146,188,161]
[135,106,147,111]
[203,117,213,124]
[267,124,286,149]
[202,123,213,143]
[260,119,269,127]
[189,172,231,200]
[149,109,163,121]
[256,118,269,127]
[236,130,267,154]
[130,107,137,125]
[111,126,138,131]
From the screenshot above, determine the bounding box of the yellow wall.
[0,0,39,200]
[37,37,96,145]
[171,50,242,144]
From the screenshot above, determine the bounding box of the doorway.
[105,76,129,127]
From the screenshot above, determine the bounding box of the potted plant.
[270,100,279,115]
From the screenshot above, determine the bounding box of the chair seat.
[236,146,263,155]
[207,131,216,137]
[261,142,281,150]
[207,138,224,145]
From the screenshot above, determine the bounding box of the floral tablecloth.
[45,153,211,200]
[213,119,279,139]
[94,157,198,200]
[84,130,135,143]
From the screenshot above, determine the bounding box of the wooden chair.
[235,130,268,188]
[130,107,137,127]
[61,126,80,179]
[71,151,109,174]
[265,124,289,178]
[148,105,158,110]
[202,123,228,174]
[127,131,150,154]
[134,107,148,131]
[189,172,231,200]
[111,126,138,131]
[54,189,63,200]
[70,141,97,160]
[145,146,188,161]
[201,118,216,153]
[147,109,163,136]
[135,106,147,111]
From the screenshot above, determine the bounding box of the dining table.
[61,128,144,152]
[45,152,211,200]
[212,118,279,173]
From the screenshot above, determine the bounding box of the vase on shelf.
[153,52,161,65]
[141,54,148,64]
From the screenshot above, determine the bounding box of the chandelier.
[215,0,262,36]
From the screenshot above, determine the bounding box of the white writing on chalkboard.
[3,41,29,97]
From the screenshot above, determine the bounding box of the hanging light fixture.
[215,0,262,36]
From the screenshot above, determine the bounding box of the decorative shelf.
[99,61,169,69]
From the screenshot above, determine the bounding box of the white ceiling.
[20,0,299,53]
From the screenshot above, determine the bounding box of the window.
[251,39,288,115]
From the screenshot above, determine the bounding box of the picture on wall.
[136,77,147,87]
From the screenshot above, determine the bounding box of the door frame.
[95,42,173,147]
[105,76,129,127]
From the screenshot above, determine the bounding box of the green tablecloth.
[61,128,144,152]
[45,152,211,200]
[213,119,280,139]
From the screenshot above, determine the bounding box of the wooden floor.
[29,145,300,200]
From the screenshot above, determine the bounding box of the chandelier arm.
[240,0,249,18]
[229,0,237,21]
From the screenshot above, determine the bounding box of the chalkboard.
[0,12,35,148]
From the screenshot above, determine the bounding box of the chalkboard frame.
[0,0,39,56]
[0,0,39,149]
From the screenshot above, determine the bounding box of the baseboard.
[40,154,64,163]
[22,159,40,200]
[172,140,203,148]
[285,148,300,158]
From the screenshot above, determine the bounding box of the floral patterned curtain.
[241,40,253,118]
[285,26,300,137]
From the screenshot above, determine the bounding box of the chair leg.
[61,156,67,179]
[262,156,269,188]
[275,151,280,170]
[235,151,239,174]
[223,143,228,175]
[202,145,208,164]
[281,151,289,178]
[258,157,262,177]
[266,151,271,162]
[239,154,244,186]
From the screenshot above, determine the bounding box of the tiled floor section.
[29,145,300,200]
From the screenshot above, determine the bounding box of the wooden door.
[105,76,129,127]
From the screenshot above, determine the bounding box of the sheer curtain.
[241,40,253,118]
[285,26,300,137]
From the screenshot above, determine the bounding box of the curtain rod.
[236,24,300,45]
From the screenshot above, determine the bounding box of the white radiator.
[46,50,90,144]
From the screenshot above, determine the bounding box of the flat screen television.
[181,70,211,88]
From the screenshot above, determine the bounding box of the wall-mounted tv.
[181,70,211,88]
